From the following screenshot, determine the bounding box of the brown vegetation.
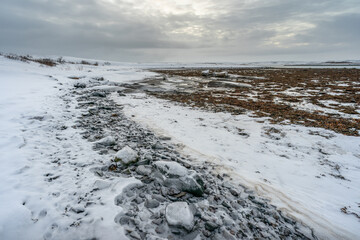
[150,68,360,136]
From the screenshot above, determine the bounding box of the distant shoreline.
[284,64,360,67]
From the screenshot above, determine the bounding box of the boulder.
[114,146,138,165]
[164,176,204,197]
[165,202,194,231]
[153,161,188,178]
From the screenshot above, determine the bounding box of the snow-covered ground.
[0,55,359,239]
[113,93,360,239]
[0,57,151,239]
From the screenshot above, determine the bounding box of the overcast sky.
[1,0,359,62]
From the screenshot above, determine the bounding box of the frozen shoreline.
[0,56,359,239]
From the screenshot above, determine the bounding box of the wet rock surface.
[73,79,318,240]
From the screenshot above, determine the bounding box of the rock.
[71,205,85,214]
[74,82,86,88]
[154,161,188,178]
[203,230,211,237]
[136,165,152,176]
[155,225,165,234]
[145,199,160,208]
[152,218,163,225]
[152,194,166,202]
[201,70,210,76]
[152,141,165,150]
[165,202,194,231]
[164,174,204,197]
[213,71,228,78]
[180,174,204,197]
[221,201,232,209]
[229,189,239,197]
[117,216,135,225]
[92,92,106,97]
[221,229,236,240]
[114,146,138,165]
[129,231,141,240]
[96,136,116,146]
[205,221,219,231]
[184,231,201,240]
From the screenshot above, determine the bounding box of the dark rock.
[145,199,160,208]
[222,201,232,209]
[129,231,141,240]
[152,218,163,225]
[92,92,106,97]
[229,189,239,197]
[152,194,166,202]
[118,216,135,225]
[171,228,181,235]
[74,83,86,88]
[155,225,165,234]
[205,221,219,231]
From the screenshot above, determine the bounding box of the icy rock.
[136,165,152,176]
[164,174,204,197]
[153,161,189,178]
[114,146,138,165]
[71,205,85,214]
[96,136,116,146]
[91,91,106,97]
[181,173,204,196]
[166,202,194,231]
[202,70,210,76]
[213,71,228,78]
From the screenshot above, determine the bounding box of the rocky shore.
[72,78,318,240]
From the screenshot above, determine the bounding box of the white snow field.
[0,55,359,239]
[0,57,152,239]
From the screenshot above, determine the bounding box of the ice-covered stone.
[115,146,138,165]
[153,161,188,178]
[202,70,210,76]
[165,202,194,231]
[96,136,116,146]
[213,71,228,78]
[136,165,152,176]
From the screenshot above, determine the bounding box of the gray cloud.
[1,0,359,61]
